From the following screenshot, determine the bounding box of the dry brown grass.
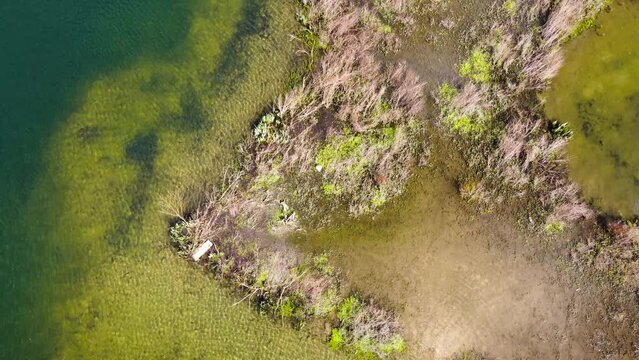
[169,0,422,356]
[446,0,609,228]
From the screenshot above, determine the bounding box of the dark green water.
[545,2,639,218]
[1,1,194,356]
[0,1,340,358]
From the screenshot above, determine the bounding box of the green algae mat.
[0,0,341,358]
[545,2,639,218]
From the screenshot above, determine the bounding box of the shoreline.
[168,0,638,358]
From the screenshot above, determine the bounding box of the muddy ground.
[294,163,638,359]
[292,1,639,358]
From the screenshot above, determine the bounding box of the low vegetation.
[435,0,639,290]
[436,0,609,226]
[169,209,405,358]
[167,0,426,357]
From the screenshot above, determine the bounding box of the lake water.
[0,0,340,358]
[544,2,639,218]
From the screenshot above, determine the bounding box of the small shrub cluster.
[437,83,492,137]
[459,48,493,84]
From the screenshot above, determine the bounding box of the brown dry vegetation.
[436,0,639,291]
[168,0,426,357]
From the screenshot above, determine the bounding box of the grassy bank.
[432,0,638,290]
[167,0,427,358]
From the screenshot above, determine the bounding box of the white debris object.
[192,240,213,262]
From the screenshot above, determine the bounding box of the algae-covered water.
[545,2,639,218]
[0,1,341,358]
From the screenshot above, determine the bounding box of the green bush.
[337,296,361,324]
[438,83,458,103]
[544,221,565,235]
[549,120,573,138]
[381,335,407,355]
[371,188,387,209]
[316,134,364,171]
[322,183,342,196]
[502,0,517,15]
[253,113,288,144]
[168,221,191,251]
[313,252,334,276]
[459,49,493,84]
[329,328,345,350]
[279,293,305,319]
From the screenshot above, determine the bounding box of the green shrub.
[316,134,364,171]
[274,206,295,222]
[381,335,407,355]
[438,83,458,103]
[549,120,573,138]
[255,271,268,288]
[448,113,489,135]
[169,221,191,251]
[459,49,493,84]
[502,0,517,15]
[313,252,334,276]
[313,287,339,316]
[279,293,305,319]
[252,171,282,191]
[322,183,342,196]
[329,328,345,350]
[253,113,288,144]
[371,188,387,209]
[544,221,565,235]
[337,296,361,324]
[377,126,396,149]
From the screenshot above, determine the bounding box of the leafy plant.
[544,221,565,235]
[322,183,343,196]
[459,49,493,84]
[337,295,361,324]
[502,0,517,15]
[549,120,573,139]
[329,328,345,350]
[253,112,288,144]
[316,134,364,171]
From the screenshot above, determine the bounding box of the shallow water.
[1,0,341,358]
[292,165,595,359]
[544,2,639,218]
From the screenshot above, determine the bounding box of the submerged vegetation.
[167,0,426,357]
[163,0,639,357]
[170,215,405,359]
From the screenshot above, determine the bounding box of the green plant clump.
[313,252,334,276]
[503,0,517,15]
[371,187,387,209]
[459,49,493,84]
[337,295,361,324]
[437,83,490,137]
[322,183,343,196]
[253,112,288,144]
[329,328,345,350]
[544,221,565,235]
[549,120,573,139]
[316,134,364,171]
[168,221,192,253]
[380,336,407,356]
